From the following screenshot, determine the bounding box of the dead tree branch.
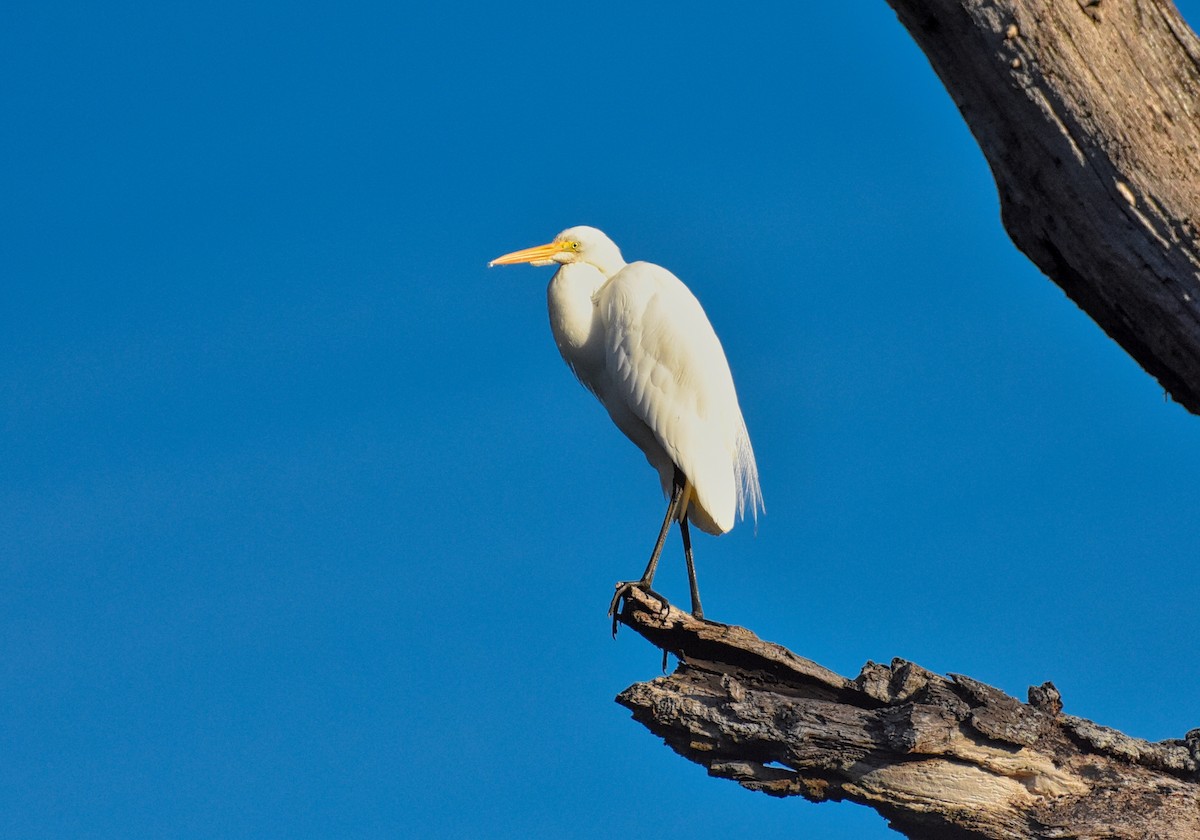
[613,588,1200,839]
[884,0,1200,412]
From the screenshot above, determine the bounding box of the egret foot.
[608,580,670,637]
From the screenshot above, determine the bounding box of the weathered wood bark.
[885,0,1200,413]
[613,588,1200,839]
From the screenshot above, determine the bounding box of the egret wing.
[597,261,760,534]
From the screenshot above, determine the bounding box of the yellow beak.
[488,241,561,267]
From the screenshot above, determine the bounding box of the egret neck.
[546,263,608,385]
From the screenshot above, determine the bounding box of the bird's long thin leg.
[680,511,704,620]
[608,479,685,634]
[634,484,681,588]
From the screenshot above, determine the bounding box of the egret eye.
[570,241,581,251]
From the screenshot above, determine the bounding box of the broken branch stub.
[613,588,1200,839]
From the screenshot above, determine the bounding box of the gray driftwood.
[884,0,1200,413]
[613,587,1200,839]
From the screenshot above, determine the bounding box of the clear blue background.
[4,3,1199,838]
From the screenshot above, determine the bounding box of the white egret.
[489,226,762,624]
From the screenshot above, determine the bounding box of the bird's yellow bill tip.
[488,241,561,267]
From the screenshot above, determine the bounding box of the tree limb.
[613,588,1200,839]
[884,0,1200,413]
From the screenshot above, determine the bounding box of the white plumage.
[490,225,762,619]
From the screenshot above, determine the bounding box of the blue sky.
[4,3,1199,838]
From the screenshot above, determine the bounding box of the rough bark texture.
[613,588,1200,839]
[885,0,1200,413]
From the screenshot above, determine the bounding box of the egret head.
[489,225,626,277]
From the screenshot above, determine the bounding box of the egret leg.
[680,514,704,620]
[608,479,685,635]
